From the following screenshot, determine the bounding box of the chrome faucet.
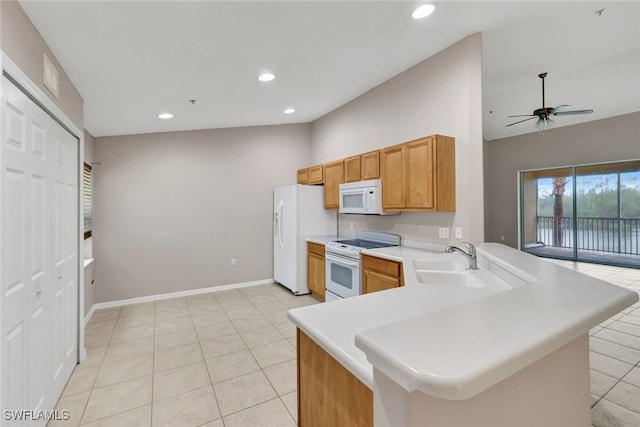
[445,242,478,270]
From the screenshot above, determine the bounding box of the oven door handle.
[325,253,360,267]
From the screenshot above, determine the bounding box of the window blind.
[83,162,92,239]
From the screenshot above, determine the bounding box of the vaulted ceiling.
[19,1,640,140]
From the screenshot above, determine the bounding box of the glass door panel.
[575,161,640,267]
[520,160,640,268]
[521,167,574,260]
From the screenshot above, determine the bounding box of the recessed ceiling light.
[411,3,435,19]
[158,113,173,119]
[284,108,295,114]
[258,72,276,82]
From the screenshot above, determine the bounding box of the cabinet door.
[361,151,380,180]
[405,137,435,209]
[297,168,309,184]
[308,165,324,184]
[324,160,344,210]
[298,330,373,427]
[363,269,400,294]
[344,156,361,183]
[307,252,325,300]
[380,144,405,209]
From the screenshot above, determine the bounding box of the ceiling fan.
[506,72,593,129]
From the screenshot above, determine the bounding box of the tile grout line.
[76,308,120,425]
[189,294,225,425]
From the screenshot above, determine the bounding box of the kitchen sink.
[415,269,512,290]
[412,260,465,272]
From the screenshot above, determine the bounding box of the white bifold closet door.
[1,75,79,425]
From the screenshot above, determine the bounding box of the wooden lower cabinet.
[362,254,404,294]
[307,242,325,300]
[298,329,373,427]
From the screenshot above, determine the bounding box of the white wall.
[311,34,484,245]
[93,124,311,302]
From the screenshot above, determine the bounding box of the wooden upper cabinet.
[324,160,344,210]
[361,150,380,180]
[405,138,435,209]
[308,165,324,184]
[381,135,455,212]
[344,156,361,183]
[380,143,405,210]
[297,168,309,185]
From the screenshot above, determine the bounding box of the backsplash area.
[338,212,458,246]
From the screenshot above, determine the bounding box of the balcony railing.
[536,216,640,255]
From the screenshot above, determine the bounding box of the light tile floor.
[50,260,640,427]
[548,259,640,427]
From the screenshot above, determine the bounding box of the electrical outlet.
[438,227,449,239]
[501,235,506,241]
[349,221,354,230]
[230,258,237,266]
[455,227,463,239]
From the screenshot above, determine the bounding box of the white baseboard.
[92,278,275,310]
[84,304,96,326]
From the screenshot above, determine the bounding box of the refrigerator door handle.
[278,201,285,248]
[273,210,279,235]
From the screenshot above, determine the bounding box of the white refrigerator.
[273,185,337,295]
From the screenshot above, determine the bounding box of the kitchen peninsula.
[288,243,638,427]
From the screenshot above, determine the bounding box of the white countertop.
[287,243,638,399]
[305,235,338,245]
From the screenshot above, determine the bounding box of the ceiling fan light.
[536,117,554,131]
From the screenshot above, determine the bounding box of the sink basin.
[412,260,465,272]
[415,269,512,290]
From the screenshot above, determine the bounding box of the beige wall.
[484,112,640,248]
[1,0,83,130]
[93,124,311,302]
[310,34,484,245]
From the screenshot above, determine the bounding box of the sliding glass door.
[520,160,640,268]
[521,167,575,260]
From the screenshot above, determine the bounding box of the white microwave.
[338,179,399,215]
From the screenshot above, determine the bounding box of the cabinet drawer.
[307,241,325,257]
[361,254,402,277]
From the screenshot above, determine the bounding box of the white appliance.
[274,184,337,295]
[325,231,400,300]
[339,179,399,215]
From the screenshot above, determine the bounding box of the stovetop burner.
[332,239,396,250]
[325,232,401,257]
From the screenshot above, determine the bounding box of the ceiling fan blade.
[553,109,594,116]
[506,117,538,127]
[550,104,571,113]
[507,114,536,118]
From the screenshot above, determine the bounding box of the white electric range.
[324,231,400,301]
